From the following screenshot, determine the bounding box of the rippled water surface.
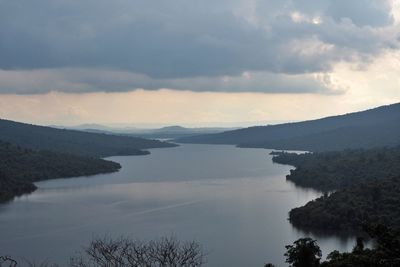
[0,144,358,266]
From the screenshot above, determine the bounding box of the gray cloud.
[0,68,346,95]
[290,0,394,27]
[0,0,398,94]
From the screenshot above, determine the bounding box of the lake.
[0,144,359,266]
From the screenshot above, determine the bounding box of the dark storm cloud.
[0,0,398,94]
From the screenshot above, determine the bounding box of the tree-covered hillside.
[177,103,400,151]
[289,177,400,233]
[242,118,400,151]
[0,141,121,203]
[272,147,400,191]
[0,119,177,157]
[272,147,400,233]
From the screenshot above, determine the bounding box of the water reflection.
[0,144,361,267]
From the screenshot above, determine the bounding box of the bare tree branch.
[70,236,205,267]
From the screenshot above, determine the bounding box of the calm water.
[0,144,358,266]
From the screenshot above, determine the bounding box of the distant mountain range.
[0,119,177,157]
[177,103,400,151]
[52,124,237,139]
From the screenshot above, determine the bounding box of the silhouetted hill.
[156,126,187,132]
[53,123,237,139]
[0,119,177,157]
[177,103,400,151]
[0,141,121,203]
[132,126,237,139]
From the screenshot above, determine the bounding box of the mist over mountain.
[132,126,238,139]
[177,103,400,151]
[53,124,237,139]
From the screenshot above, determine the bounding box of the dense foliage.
[266,225,400,267]
[289,177,400,233]
[321,225,400,267]
[0,119,177,157]
[272,147,400,233]
[0,141,121,203]
[272,147,400,191]
[284,238,321,267]
[178,103,400,152]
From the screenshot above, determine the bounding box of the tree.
[352,237,364,253]
[284,238,321,267]
[70,236,205,267]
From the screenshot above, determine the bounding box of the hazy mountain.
[0,119,177,157]
[133,126,238,139]
[50,124,139,134]
[177,103,400,151]
[53,124,237,139]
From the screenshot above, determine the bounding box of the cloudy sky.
[0,0,399,127]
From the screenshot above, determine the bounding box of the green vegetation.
[283,238,321,267]
[290,177,400,233]
[266,225,400,267]
[0,141,121,203]
[0,119,178,203]
[0,119,177,157]
[320,225,400,267]
[272,147,400,233]
[272,147,400,191]
[178,103,400,152]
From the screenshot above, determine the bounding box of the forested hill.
[0,119,177,157]
[272,147,400,191]
[0,141,121,203]
[177,103,400,151]
[290,177,400,233]
[271,147,400,233]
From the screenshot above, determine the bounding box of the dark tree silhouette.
[284,238,321,267]
[352,237,365,254]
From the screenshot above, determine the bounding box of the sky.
[0,0,399,127]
